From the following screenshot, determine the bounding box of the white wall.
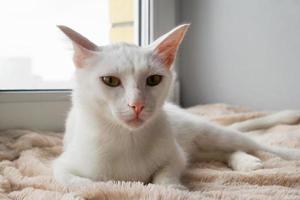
[179,0,300,110]
[151,0,180,40]
[152,0,181,103]
[0,92,70,131]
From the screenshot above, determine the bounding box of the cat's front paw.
[228,151,263,171]
[69,176,94,187]
[167,184,188,191]
[68,192,85,200]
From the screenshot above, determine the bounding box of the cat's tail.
[226,110,300,160]
[168,103,300,161]
[188,125,300,161]
[201,126,300,161]
[228,110,300,132]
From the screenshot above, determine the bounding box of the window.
[0,0,159,131]
[0,0,139,90]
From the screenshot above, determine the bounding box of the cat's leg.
[228,151,263,171]
[229,110,300,132]
[191,151,230,162]
[191,151,263,171]
[186,126,270,171]
[152,165,187,190]
[168,104,300,172]
[53,154,94,186]
[152,146,187,190]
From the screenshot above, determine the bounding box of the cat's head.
[58,24,189,130]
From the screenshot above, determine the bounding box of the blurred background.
[179,0,300,110]
[0,0,137,90]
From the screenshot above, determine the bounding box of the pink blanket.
[1,104,300,199]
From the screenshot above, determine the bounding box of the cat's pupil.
[146,75,162,86]
[101,76,121,87]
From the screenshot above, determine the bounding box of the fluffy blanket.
[0,104,300,200]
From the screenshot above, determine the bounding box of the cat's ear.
[57,25,100,68]
[150,24,190,69]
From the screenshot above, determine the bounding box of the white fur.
[229,110,300,132]
[53,25,300,189]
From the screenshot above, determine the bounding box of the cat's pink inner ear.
[153,24,189,69]
[57,25,100,68]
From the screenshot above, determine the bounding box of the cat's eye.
[146,75,163,87]
[101,76,121,87]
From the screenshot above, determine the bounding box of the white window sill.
[0,91,71,132]
[0,90,71,103]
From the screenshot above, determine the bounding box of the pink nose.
[128,102,144,116]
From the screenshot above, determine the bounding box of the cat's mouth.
[116,110,151,129]
[124,117,144,127]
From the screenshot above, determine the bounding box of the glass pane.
[0,0,138,90]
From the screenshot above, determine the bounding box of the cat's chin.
[116,113,154,130]
[124,118,145,128]
[115,116,148,130]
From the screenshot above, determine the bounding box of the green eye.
[101,76,121,87]
[146,75,163,87]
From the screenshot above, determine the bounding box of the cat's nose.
[128,102,144,116]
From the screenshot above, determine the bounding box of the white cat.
[53,24,300,190]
